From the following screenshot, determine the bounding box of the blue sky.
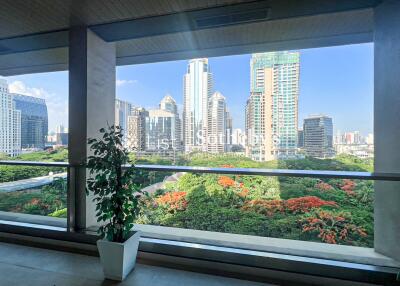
[3,43,373,135]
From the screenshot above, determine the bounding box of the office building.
[127,107,147,152]
[183,58,213,153]
[160,94,182,150]
[115,99,133,142]
[146,109,177,151]
[55,125,68,146]
[303,115,334,158]
[246,51,300,161]
[207,91,226,153]
[298,129,304,148]
[12,93,48,149]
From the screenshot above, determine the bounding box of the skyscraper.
[126,107,147,152]
[225,108,233,146]
[0,79,21,157]
[115,99,133,142]
[55,125,68,146]
[160,94,182,150]
[183,58,213,153]
[303,115,334,158]
[207,91,226,153]
[298,129,304,148]
[246,51,300,161]
[12,94,48,149]
[146,109,177,151]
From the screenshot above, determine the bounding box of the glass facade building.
[12,93,47,150]
[303,115,334,158]
[183,58,213,153]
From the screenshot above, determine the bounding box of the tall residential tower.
[245,51,300,161]
[0,79,21,156]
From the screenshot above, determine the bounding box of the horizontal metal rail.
[134,164,400,181]
[2,160,400,181]
[0,160,69,167]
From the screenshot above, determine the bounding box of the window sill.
[134,224,400,268]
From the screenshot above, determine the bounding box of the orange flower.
[220,164,235,168]
[156,191,187,211]
[218,176,236,188]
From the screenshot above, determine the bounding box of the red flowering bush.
[285,196,337,214]
[242,196,337,216]
[315,182,333,191]
[156,191,188,211]
[218,176,236,188]
[301,211,367,244]
[341,179,356,195]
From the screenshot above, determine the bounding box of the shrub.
[300,210,367,244]
[242,196,337,216]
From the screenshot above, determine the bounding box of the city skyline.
[0,43,373,135]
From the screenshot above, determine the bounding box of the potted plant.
[87,125,144,281]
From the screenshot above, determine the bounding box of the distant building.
[115,99,133,142]
[207,92,227,153]
[0,79,21,157]
[298,129,304,148]
[55,125,68,146]
[366,133,374,145]
[146,109,177,151]
[225,108,233,146]
[303,115,334,158]
[246,51,300,161]
[183,58,213,153]
[12,93,48,149]
[160,94,182,150]
[232,128,246,147]
[127,107,147,151]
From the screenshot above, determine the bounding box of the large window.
[115,43,374,248]
[0,72,68,226]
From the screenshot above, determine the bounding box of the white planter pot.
[97,231,141,281]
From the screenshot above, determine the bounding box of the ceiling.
[0,0,380,76]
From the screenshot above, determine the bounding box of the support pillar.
[69,27,116,230]
[374,0,400,260]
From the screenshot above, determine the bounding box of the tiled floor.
[0,242,271,286]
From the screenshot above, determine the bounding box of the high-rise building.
[160,94,182,150]
[298,129,304,148]
[146,109,177,151]
[183,58,213,153]
[245,92,265,161]
[246,51,300,161]
[127,107,147,151]
[207,92,226,153]
[0,79,21,157]
[12,94,48,149]
[115,99,133,142]
[303,115,334,158]
[225,108,233,146]
[55,125,68,146]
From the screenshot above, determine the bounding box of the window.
[114,44,374,249]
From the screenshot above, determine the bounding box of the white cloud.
[116,79,138,87]
[9,80,68,133]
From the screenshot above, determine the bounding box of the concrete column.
[69,27,116,230]
[374,0,400,260]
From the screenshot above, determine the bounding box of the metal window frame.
[0,160,399,284]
